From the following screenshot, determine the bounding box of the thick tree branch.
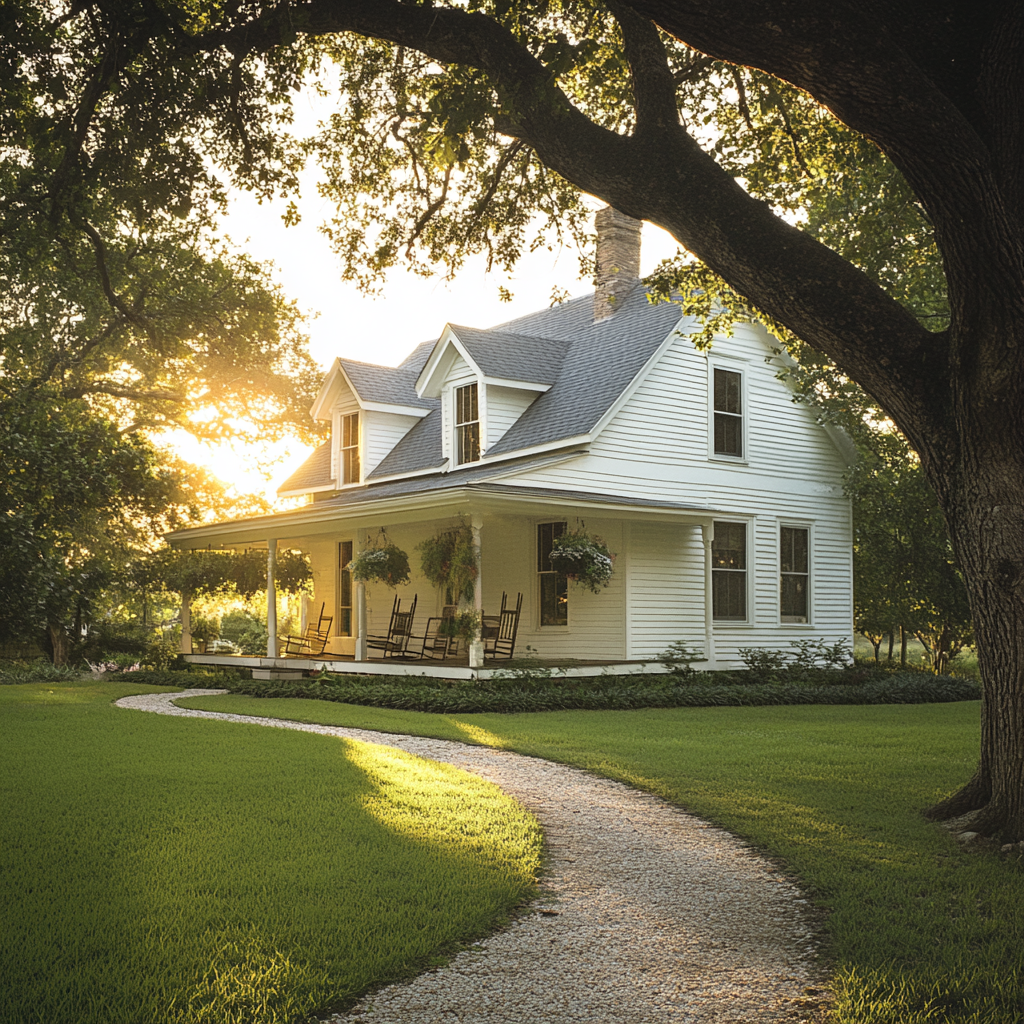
[608,2,678,135]
[201,0,945,446]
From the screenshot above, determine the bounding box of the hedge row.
[221,671,980,714]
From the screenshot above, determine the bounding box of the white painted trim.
[710,515,753,626]
[707,357,750,466]
[416,326,483,397]
[777,517,815,627]
[182,652,680,681]
[276,483,335,498]
[165,485,718,549]
[359,401,432,418]
[480,375,551,392]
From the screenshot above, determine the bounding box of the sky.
[171,85,684,501]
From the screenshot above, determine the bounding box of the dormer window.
[341,412,360,484]
[456,383,480,464]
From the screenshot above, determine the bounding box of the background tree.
[0,390,197,663]
[850,426,974,673]
[4,0,1022,837]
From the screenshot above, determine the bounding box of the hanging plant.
[348,537,411,588]
[437,610,482,642]
[548,529,615,593]
[417,523,478,603]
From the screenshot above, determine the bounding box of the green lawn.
[177,692,1024,1024]
[0,682,541,1024]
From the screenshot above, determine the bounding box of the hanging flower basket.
[348,543,411,588]
[548,530,615,593]
[417,523,478,603]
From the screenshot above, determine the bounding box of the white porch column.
[179,591,192,655]
[266,538,279,658]
[469,514,484,668]
[701,521,716,666]
[355,582,368,661]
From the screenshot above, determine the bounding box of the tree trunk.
[48,623,70,667]
[887,631,895,663]
[919,445,1024,841]
[900,626,908,667]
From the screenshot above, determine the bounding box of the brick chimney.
[593,206,642,322]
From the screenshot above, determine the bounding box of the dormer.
[416,324,567,467]
[308,354,433,488]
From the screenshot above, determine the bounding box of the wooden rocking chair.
[484,592,523,660]
[282,602,334,657]
[411,605,459,660]
[366,595,418,658]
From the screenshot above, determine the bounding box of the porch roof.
[166,471,718,548]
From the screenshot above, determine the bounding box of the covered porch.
[166,482,719,679]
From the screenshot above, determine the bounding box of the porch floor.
[182,652,675,681]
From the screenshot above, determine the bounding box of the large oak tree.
[5,0,1021,836]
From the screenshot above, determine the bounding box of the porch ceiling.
[165,482,718,549]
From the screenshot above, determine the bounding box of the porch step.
[251,667,307,681]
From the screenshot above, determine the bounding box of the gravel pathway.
[116,690,828,1024]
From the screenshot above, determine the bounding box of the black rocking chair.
[411,605,459,660]
[282,602,334,657]
[484,592,523,661]
[366,594,418,658]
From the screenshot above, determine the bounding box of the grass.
[0,681,542,1024]
[177,692,1024,1024]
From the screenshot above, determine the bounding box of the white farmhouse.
[168,208,853,676]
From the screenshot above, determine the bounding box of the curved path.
[117,690,827,1024]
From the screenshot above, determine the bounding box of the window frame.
[779,522,812,625]
[711,518,749,624]
[337,540,354,637]
[455,382,481,465]
[339,411,361,485]
[707,360,748,464]
[537,520,569,629]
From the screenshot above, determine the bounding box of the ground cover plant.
[218,664,981,715]
[0,680,541,1024]
[178,692,1023,1024]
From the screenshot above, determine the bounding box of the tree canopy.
[4,0,1022,836]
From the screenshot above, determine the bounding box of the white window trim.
[339,411,361,487]
[536,518,570,631]
[449,377,487,467]
[778,519,814,627]
[331,402,361,488]
[711,517,751,626]
[707,358,749,465]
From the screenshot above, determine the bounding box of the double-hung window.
[456,383,481,465]
[340,412,360,484]
[337,540,353,636]
[713,367,743,458]
[712,521,747,621]
[537,521,568,626]
[780,526,809,623]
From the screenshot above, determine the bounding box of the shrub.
[219,668,980,714]
[220,609,262,644]
[237,622,269,656]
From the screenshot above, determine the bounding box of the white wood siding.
[361,410,420,477]
[485,385,537,450]
[498,322,853,665]
[627,522,706,660]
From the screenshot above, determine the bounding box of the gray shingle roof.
[278,441,332,494]
[448,325,570,384]
[484,284,683,455]
[339,340,435,409]
[312,456,713,513]
[284,284,685,491]
[369,408,445,479]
